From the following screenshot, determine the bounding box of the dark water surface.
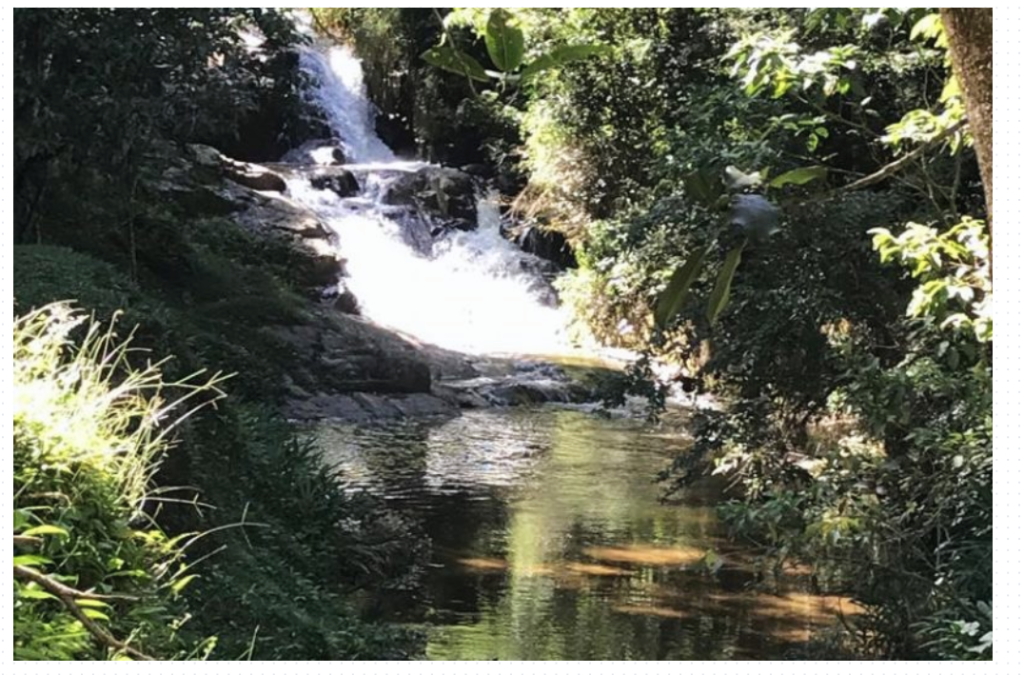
[315,407,855,660]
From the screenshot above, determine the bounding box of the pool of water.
[314,406,856,660]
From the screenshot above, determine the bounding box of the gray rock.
[224,163,287,193]
[310,168,360,198]
[383,166,478,227]
[333,287,360,315]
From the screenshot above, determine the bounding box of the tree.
[941,9,993,270]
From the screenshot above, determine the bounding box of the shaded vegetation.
[13,8,423,661]
[336,7,992,660]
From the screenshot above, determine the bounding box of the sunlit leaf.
[21,524,69,538]
[74,598,111,609]
[421,47,489,82]
[521,44,609,80]
[654,245,711,328]
[13,555,52,567]
[17,587,58,601]
[81,607,110,622]
[171,574,198,595]
[485,9,525,72]
[707,243,746,325]
[768,165,827,188]
[724,165,763,190]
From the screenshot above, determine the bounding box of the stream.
[316,407,857,660]
[290,35,855,661]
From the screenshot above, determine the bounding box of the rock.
[284,391,454,421]
[286,393,372,422]
[280,139,347,166]
[310,168,360,198]
[374,112,416,156]
[307,253,343,287]
[333,287,360,315]
[224,163,287,192]
[389,393,454,417]
[383,166,478,228]
[515,225,577,269]
[460,163,492,178]
[188,143,224,170]
[231,190,333,240]
[275,308,434,397]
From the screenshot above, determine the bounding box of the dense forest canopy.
[14,7,991,662]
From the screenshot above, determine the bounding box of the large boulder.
[383,166,478,231]
[273,308,435,404]
[185,142,289,193]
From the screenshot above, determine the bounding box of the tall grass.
[14,303,223,660]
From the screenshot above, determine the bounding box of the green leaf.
[81,608,110,622]
[74,598,111,609]
[421,47,489,82]
[707,243,746,325]
[18,587,58,601]
[14,555,52,567]
[21,524,69,538]
[170,574,198,596]
[768,165,828,188]
[654,245,711,328]
[683,169,723,207]
[521,44,609,80]
[485,9,525,72]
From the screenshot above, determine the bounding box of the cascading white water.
[287,44,571,356]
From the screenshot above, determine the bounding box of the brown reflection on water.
[315,407,859,660]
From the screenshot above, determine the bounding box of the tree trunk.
[941,9,993,274]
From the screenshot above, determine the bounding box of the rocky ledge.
[146,141,616,424]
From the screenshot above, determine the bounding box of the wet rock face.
[310,167,360,198]
[515,226,577,269]
[382,166,479,231]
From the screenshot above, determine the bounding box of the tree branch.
[14,565,152,661]
[837,119,967,194]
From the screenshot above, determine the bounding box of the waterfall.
[285,43,570,356]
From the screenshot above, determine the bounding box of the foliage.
[14,8,314,243]
[423,8,608,88]
[178,407,426,660]
[14,304,220,660]
[389,7,990,660]
[14,9,428,661]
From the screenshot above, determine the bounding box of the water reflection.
[315,408,855,660]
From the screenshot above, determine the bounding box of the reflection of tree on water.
[316,408,855,660]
